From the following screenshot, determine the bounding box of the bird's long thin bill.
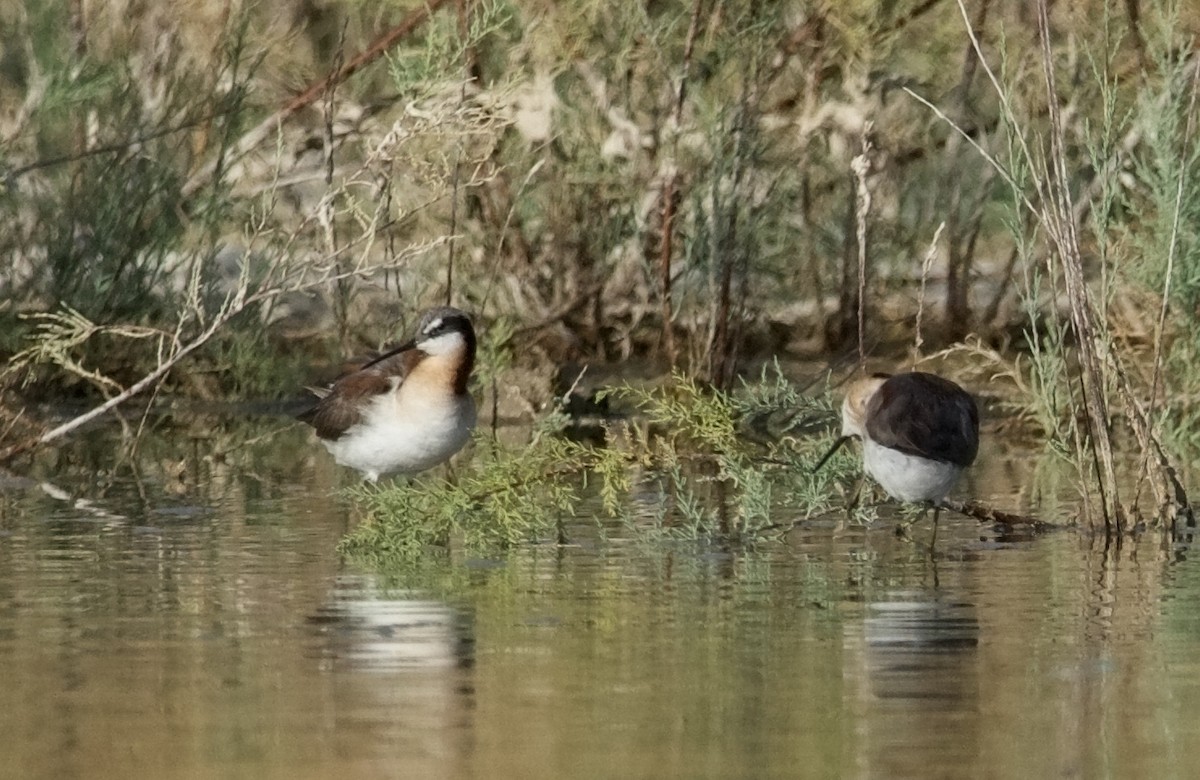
[812,436,851,473]
[360,338,417,370]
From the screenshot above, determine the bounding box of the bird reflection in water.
[308,576,474,672]
[306,576,476,776]
[849,590,981,777]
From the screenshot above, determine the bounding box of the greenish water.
[2,419,1199,779]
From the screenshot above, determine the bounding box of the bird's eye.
[424,317,444,335]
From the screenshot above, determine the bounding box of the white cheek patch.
[421,330,464,356]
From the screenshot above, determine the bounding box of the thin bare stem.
[481,158,547,314]
[902,87,1035,215]
[1134,59,1200,515]
[657,0,708,365]
[951,0,1040,187]
[851,125,874,367]
[913,221,947,361]
[1147,62,1200,432]
[1035,0,1122,532]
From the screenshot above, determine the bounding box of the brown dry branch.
[443,0,475,308]
[706,175,738,390]
[942,499,1057,532]
[654,0,708,366]
[942,0,992,342]
[179,0,453,202]
[944,167,992,340]
[980,237,1024,329]
[705,21,769,391]
[761,498,1053,538]
[324,25,350,351]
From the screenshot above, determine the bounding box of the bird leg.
[895,502,934,539]
[845,473,866,517]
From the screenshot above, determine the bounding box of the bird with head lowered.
[814,371,979,535]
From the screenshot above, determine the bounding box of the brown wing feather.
[297,348,424,441]
[865,372,979,467]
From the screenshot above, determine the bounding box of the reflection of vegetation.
[339,366,864,564]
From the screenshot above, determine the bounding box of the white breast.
[324,384,476,482]
[862,439,964,505]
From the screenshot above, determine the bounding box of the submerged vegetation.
[1,0,1199,541]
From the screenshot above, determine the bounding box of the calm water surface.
[2,418,1199,779]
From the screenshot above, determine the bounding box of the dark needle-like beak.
[358,338,418,371]
[812,435,852,474]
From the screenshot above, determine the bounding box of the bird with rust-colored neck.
[815,371,979,528]
[299,307,477,482]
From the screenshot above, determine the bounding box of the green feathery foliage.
[337,432,601,565]
[339,365,867,564]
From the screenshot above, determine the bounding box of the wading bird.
[814,371,979,536]
[299,307,477,482]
